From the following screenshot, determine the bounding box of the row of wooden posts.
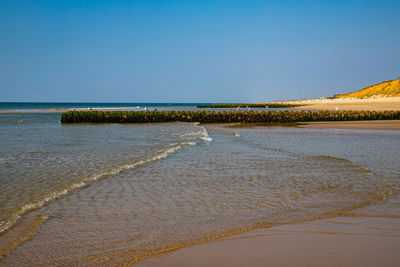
[61,110,400,123]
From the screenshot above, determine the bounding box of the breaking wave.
[181,123,213,142]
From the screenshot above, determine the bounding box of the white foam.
[181,124,213,142]
[181,142,196,146]
[199,135,213,142]
[199,126,213,142]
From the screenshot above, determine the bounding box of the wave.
[0,142,193,235]
[179,141,196,146]
[199,128,213,142]
[181,123,213,142]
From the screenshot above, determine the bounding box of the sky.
[0,0,399,103]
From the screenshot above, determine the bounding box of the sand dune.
[339,77,400,98]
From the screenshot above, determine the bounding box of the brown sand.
[137,215,400,267]
[282,96,400,111]
[298,120,400,130]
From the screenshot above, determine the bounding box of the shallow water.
[1,112,400,265]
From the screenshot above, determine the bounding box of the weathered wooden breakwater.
[61,110,400,123]
[196,103,302,108]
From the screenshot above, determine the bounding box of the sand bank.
[282,96,400,111]
[298,120,400,130]
[137,215,400,267]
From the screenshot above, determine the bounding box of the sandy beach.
[298,120,400,130]
[137,202,400,267]
[289,97,400,130]
[280,96,400,111]
[137,216,400,267]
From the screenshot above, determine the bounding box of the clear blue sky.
[1,0,399,102]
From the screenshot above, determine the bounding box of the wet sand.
[138,210,400,267]
[298,120,400,130]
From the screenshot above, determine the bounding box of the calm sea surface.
[0,103,399,265]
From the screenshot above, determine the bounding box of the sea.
[0,103,399,265]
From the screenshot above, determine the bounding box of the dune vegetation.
[338,77,400,99]
[61,110,400,124]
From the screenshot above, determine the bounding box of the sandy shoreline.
[298,120,400,130]
[278,96,400,111]
[137,202,400,267]
[137,216,400,267]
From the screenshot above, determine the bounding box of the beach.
[279,96,400,111]
[137,214,400,267]
[289,97,400,130]
[298,120,400,130]
[1,105,400,266]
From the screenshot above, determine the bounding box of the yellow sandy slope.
[339,77,400,98]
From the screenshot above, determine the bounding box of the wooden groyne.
[196,103,302,108]
[61,110,400,123]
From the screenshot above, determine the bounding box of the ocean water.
[0,104,400,265]
[0,102,269,113]
[0,102,209,113]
